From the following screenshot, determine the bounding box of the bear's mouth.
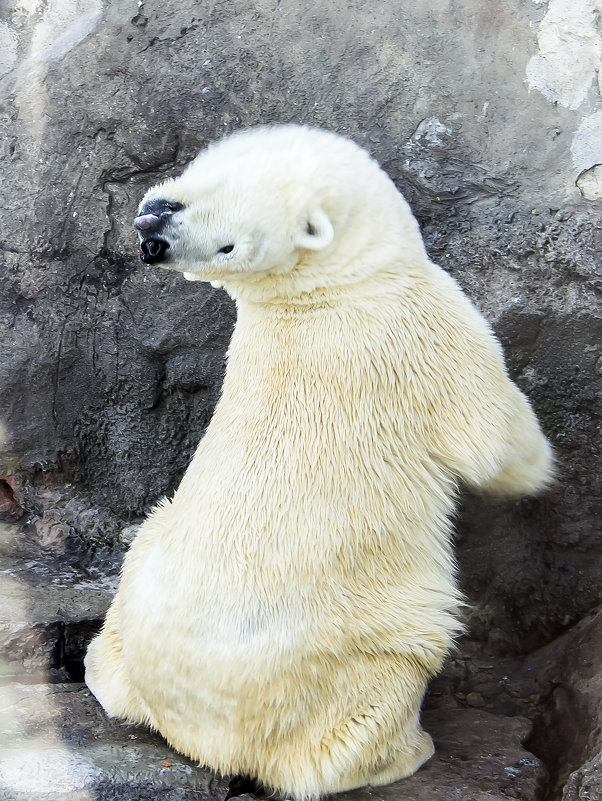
[140,237,170,264]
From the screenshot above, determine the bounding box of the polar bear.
[85,125,553,799]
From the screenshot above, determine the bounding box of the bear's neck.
[223,243,426,308]
[229,269,409,315]
[220,270,418,403]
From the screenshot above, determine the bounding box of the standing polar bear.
[85,125,553,798]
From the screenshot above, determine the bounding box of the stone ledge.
[0,683,546,801]
[0,521,116,682]
[0,683,228,801]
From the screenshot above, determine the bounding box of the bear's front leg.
[84,600,153,726]
[482,388,554,497]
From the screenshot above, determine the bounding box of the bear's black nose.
[140,238,170,264]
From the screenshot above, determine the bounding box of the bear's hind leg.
[307,654,436,796]
[362,712,434,787]
[319,702,433,794]
[84,602,152,726]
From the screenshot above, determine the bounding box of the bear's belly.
[119,538,312,733]
[113,433,457,765]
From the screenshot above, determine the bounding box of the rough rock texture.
[0,681,547,801]
[339,709,547,801]
[0,682,230,801]
[426,609,602,800]
[0,1,601,799]
[1,0,600,645]
[0,521,119,684]
[526,609,602,799]
[562,754,602,801]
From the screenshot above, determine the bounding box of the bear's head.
[134,125,425,300]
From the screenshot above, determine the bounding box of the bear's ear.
[294,207,334,251]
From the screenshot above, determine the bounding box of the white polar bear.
[85,125,554,799]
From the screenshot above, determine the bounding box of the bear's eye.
[218,245,234,254]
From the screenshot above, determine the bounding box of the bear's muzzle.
[134,198,184,264]
[134,212,171,264]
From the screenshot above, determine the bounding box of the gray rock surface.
[0,683,229,801]
[340,709,547,801]
[562,753,602,801]
[0,0,601,798]
[526,609,602,800]
[0,522,117,683]
[1,0,599,652]
[0,682,546,801]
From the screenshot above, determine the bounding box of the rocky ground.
[0,681,547,801]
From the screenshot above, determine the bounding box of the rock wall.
[0,1,600,799]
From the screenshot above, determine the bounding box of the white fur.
[85,125,554,799]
